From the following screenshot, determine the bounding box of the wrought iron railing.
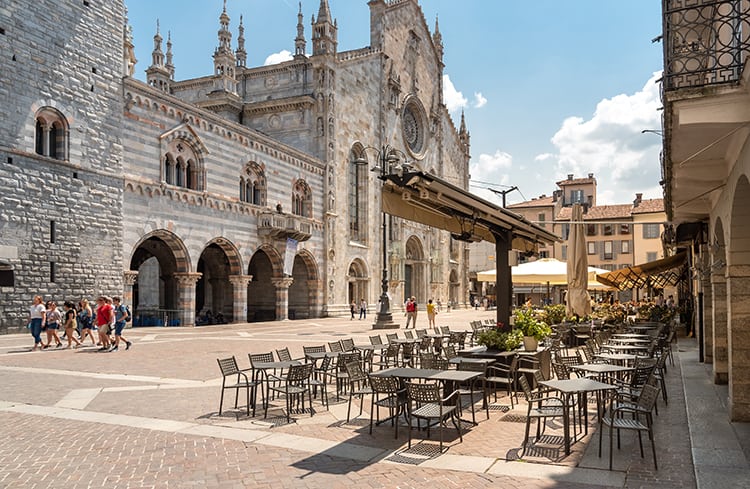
[663,0,750,90]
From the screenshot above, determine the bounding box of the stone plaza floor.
[0,308,747,488]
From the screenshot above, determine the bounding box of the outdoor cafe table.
[448,357,496,367]
[631,325,659,333]
[569,363,633,383]
[610,333,652,339]
[539,378,616,455]
[602,344,649,354]
[595,352,637,366]
[606,338,651,345]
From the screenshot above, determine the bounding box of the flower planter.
[523,336,539,352]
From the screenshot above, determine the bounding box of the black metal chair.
[343,361,372,422]
[368,374,408,438]
[456,361,489,423]
[217,356,259,417]
[517,376,565,457]
[484,356,517,407]
[265,362,315,423]
[405,381,462,452]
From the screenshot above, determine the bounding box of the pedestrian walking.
[426,298,437,329]
[43,301,63,349]
[404,296,417,328]
[62,301,82,348]
[28,295,46,351]
[78,299,96,345]
[359,298,367,320]
[95,296,113,351]
[350,300,356,320]
[110,296,132,351]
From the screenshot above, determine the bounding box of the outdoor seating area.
[214,317,678,464]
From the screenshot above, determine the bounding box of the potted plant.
[476,322,523,351]
[513,307,552,351]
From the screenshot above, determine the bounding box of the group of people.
[28,295,133,352]
[350,299,368,320]
[404,297,440,329]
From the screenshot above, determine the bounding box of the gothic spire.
[294,2,306,58]
[122,6,137,77]
[146,19,171,92]
[151,19,164,68]
[433,15,444,61]
[316,0,332,23]
[236,14,247,67]
[312,0,337,56]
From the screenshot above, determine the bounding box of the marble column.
[711,271,729,384]
[123,271,138,329]
[174,272,202,328]
[229,274,252,323]
[727,264,750,421]
[272,277,294,320]
[307,279,322,318]
[702,271,714,364]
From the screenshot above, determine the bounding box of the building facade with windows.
[0,0,471,333]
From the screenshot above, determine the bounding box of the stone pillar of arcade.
[174,272,202,327]
[123,271,138,329]
[229,274,253,323]
[272,277,294,321]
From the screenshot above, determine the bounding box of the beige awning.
[596,252,688,290]
[380,170,559,252]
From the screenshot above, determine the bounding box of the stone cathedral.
[0,0,471,332]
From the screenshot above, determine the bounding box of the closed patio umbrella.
[566,203,592,317]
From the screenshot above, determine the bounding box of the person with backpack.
[111,296,132,352]
[78,299,97,346]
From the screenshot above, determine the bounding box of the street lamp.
[354,144,406,329]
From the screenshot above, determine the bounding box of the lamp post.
[355,145,403,329]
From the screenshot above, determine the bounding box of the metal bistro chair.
[517,376,565,457]
[217,356,259,417]
[343,361,372,422]
[372,342,400,370]
[340,338,355,352]
[456,361,489,423]
[328,341,344,353]
[249,352,283,404]
[599,383,660,470]
[485,356,517,408]
[405,381,463,452]
[265,362,315,423]
[368,374,408,438]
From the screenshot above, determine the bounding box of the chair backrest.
[419,336,432,351]
[404,330,414,339]
[344,361,367,384]
[328,341,343,353]
[276,347,292,362]
[431,358,450,370]
[217,356,240,376]
[406,381,441,403]
[385,342,401,358]
[440,326,451,335]
[630,364,655,388]
[315,355,333,372]
[386,333,399,343]
[369,335,383,345]
[287,363,313,383]
[303,345,326,355]
[369,374,401,394]
[552,361,570,380]
[636,383,660,411]
[518,375,534,401]
[338,351,361,370]
[416,329,427,338]
[249,352,274,366]
[341,338,355,351]
[443,345,457,360]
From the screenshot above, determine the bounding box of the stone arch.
[246,245,284,322]
[289,249,320,320]
[404,235,426,303]
[128,230,191,327]
[727,174,750,420]
[347,258,369,306]
[195,238,242,324]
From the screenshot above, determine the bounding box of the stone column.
[711,271,729,384]
[272,277,294,320]
[229,274,252,324]
[727,264,750,421]
[123,271,138,329]
[174,272,202,328]
[308,279,322,319]
[702,271,714,364]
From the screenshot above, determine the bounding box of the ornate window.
[292,179,312,217]
[162,139,203,191]
[401,95,428,158]
[239,162,265,205]
[348,144,368,243]
[34,107,69,160]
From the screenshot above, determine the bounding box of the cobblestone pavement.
[0,309,697,488]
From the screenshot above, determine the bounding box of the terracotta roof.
[631,198,665,214]
[507,195,555,208]
[556,177,596,186]
[556,204,633,221]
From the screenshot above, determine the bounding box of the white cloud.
[443,74,468,113]
[539,71,664,204]
[264,50,292,66]
[469,150,514,205]
[473,92,487,108]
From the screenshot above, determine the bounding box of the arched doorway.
[196,239,241,324]
[404,236,425,303]
[347,259,368,307]
[247,247,280,322]
[289,250,318,320]
[129,231,190,326]
[728,174,750,420]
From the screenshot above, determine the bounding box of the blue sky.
[126,0,664,207]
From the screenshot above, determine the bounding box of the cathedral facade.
[0,0,471,332]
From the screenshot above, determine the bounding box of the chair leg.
[649,428,658,469]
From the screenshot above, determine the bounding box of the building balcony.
[257,211,312,242]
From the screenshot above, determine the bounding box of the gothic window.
[34,107,68,160]
[240,162,265,206]
[292,179,312,217]
[162,138,203,191]
[348,145,368,243]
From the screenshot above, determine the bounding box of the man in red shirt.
[404,296,418,328]
[95,296,114,351]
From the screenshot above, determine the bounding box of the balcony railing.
[257,211,313,241]
[663,0,750,90]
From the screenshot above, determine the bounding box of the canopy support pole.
[493,230,512,330]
